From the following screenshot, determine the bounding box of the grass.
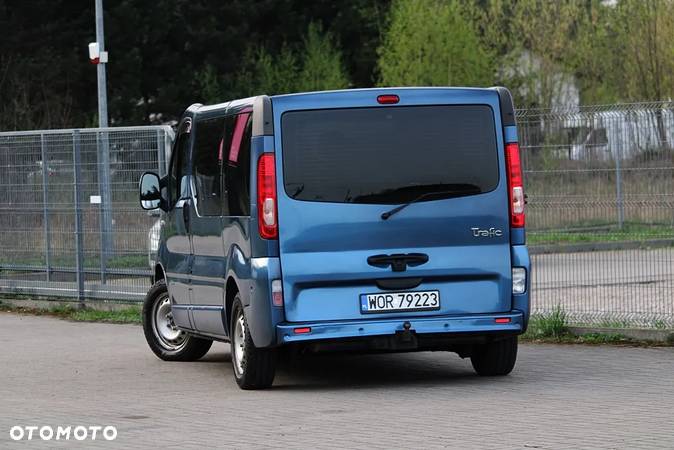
[0,254,147,270]
[0,301,141,324]
[521,306,672,346]
[574,333,634,345]
[598,319,633,329]
[524,306,568,340]
[522,314,631,345]
[653,320,670,330]
[528,223,674,246]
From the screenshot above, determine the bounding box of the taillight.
[377,94,399,104]
[257,153,278,239]
[505,142,525,228]
[271,279,283,306]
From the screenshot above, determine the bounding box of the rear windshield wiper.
[381,186,481,220]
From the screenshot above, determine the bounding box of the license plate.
[360,290,440,314]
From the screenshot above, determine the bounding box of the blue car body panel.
[511,244,531,330]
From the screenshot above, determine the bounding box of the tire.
[230,295,277,389]
[470,336,518,376]
[142,280,212,361]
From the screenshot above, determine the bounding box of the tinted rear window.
[281,105,499,204]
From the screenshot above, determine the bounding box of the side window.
[192,116,227,216]
[168,121,192,204]
[225,113,252,216]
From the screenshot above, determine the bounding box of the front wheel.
[230,295,277,389]
[470,336,518,376]
[142,280,212,361]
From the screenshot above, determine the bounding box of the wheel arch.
[224,246,281,348]
[225,276,240,336]
[154,263,166,283]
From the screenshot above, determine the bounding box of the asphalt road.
[1,313,674,449]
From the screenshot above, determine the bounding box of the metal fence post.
[73,130,85,306]
[156,129,166,177]
[98,130,113,283]
[39,133,52,281]
[615,141,624,229]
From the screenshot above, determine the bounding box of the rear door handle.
[367,253,429,272]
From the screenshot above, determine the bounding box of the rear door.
[274,89,512,322]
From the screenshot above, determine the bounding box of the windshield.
[281,104,499,204]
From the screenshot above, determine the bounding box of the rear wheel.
[230,295,277,389]
[470,336,518,376]
[142,280,212,361]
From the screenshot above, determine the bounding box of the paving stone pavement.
[1,312,673,449]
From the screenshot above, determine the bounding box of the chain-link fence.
[0,126,173,301]
[520,102,674,327]
[1,103,673,328]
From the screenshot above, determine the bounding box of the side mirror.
[139,172,162,210]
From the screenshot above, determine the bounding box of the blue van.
[139,87,530,389]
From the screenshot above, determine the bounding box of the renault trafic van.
[139,87,530,389]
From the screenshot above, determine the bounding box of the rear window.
[281,105,499,204]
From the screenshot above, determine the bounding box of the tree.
[0,0,383,130]
[0,0,95,129]
[297,23,349,92]
[610,0,674,102]
[511,0,583,109]
[377,0,494,87]
[197,64,224,105]
[4,0,674,131]
[227,22,349,98]
[612,0,674,146]
[469,0,584,109]
[229,45,299,98]
[471,0,674,109]
[567,0,617,105]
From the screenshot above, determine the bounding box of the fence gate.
[0,126,173,302]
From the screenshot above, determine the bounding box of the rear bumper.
[276,311,524,345]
